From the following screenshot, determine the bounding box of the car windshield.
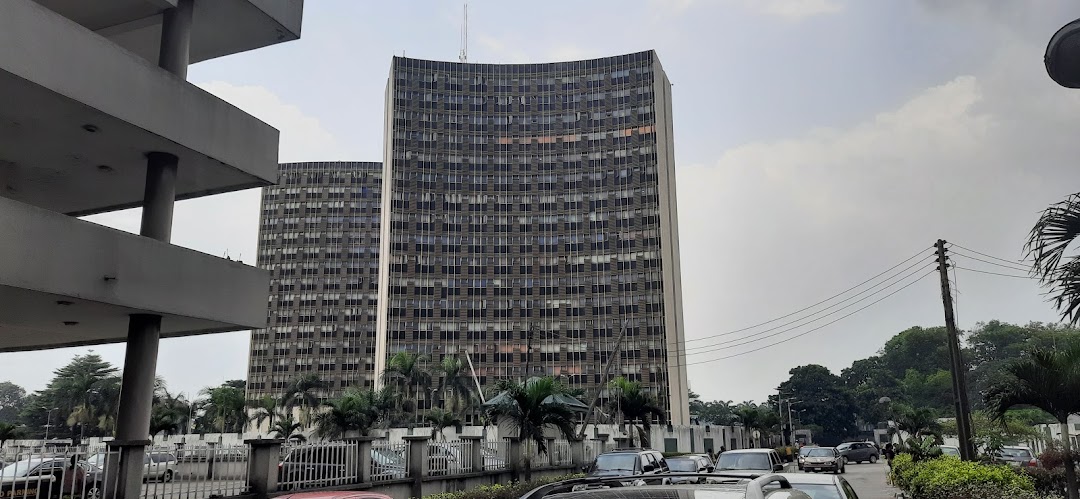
[86,453,105,466]
[940,447,961,457]
[1002,448,1033,459]
[715,453,770,470]
[0,461,39,478]
[804,448,835,457]
[770,483,843,499]
[667,459,700,472]
[594,454,638,472]
[835,443,851,450]
[372,448,405,465]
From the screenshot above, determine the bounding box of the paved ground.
[836,462,898,498]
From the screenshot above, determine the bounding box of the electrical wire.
[949,250,1032,273]
[678,261,936,354]
[669,269,936,368]
[952,265,1039,280]
[948,243,1031,266]
[683,247,934,343]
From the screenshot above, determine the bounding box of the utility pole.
[523,323,537,380]
[936,239,975,461]
[577,320,630,440]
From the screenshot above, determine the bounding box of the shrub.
[900,457,1034,499]
[420,473,585,499]
[1025,467,1068,498]
[890,453,919,491]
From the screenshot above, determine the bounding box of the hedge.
[419,473,585,499]
[890,454,1038,499]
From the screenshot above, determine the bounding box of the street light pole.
[43,407,58,441]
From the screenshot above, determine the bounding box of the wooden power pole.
[577,320,630,440]
[936,239,975,461]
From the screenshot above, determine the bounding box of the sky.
[5,0,1080,405]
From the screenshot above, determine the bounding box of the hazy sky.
[5,0,1080,405]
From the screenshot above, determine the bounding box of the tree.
[248,396,279,433]
[893,405,943,441]
[271,415,306,442]
[776,365,858,445]
[1028,193,1080,325]
[199,382,247,434]
[878,327,953,377]
[311,389,383,439]
[424,408,463,440]
[34,354,122,440]
[940,410,1044,453]
[986,343,1080,499]
[733,403,760,447]
[484,377,577,480]
[281,374,328,427]
[382,352,432,418]
[0,422,19,449]
[607,377,665,449]
[695,400,738,426]
[0,382,26,422]
[434,356,476,414]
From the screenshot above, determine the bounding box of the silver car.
[773,472,861,498]
[800,447,845,474]
[86,452,177,482]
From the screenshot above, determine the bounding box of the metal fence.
[370,442,409,482]
[549,440,573,466]
[481,440,509,471]
[428,441,472,476]
[277,441,359,491]
[0,444,248,499]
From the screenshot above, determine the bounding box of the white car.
[86,452,176,482]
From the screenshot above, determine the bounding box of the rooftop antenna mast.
[459,3,468,62]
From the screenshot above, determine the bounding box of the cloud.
[473,34,531,64]
[650,0,843,20]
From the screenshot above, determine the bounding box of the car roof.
[775,472,841,485]
[723,449,775,454]
[277,493,393,499]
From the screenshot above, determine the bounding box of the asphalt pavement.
[834,461,897,499]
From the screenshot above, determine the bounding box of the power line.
[952,265,1039,280]
[949,250,1031,273]
[948,243,1030,266]
[670,269,936,367]
[679,261,935,354]
[683,247,934,343]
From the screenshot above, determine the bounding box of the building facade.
[376,51,689,423]
[247,161,383,400]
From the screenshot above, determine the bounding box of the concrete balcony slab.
[33,0,303,64]
[1,0,281,216]
[0,195,270,352]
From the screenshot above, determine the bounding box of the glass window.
[715,452,771,470]
[594,454,639,473]
[667,459,699,472]
[804,448,836,457]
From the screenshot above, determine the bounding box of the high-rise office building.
[376,50,689,423]
[248,161,383,400]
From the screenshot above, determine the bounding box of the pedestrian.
[719,446,726,455]
[707,448,715,463]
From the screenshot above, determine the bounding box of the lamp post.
[1046,18,1080,88]
[42,407,59,441]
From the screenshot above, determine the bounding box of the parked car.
[714,449,786,475]
[835,442,878,464]
[995,447,1038,468]
[799,447,845,474]
[938,445,960,457]
[666,456,714,484]
[86,451,176,482]
[276,492,392,499]
[772,472,861,498]
[584,449,670,486]
[0,457,104,499]
[536,473,812,499]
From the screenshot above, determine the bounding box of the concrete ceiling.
[0,286,244,352]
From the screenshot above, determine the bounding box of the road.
[837,462,897,499]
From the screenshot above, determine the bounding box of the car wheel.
[869,455,878,464]
[164,470,174,483]
[85,483,102,499]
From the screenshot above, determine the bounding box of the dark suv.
[835,442,879,464]
[586,449,669,485]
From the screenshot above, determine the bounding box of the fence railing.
[427,440,472,476]
[549,440,573,466]
[371,441,409,482]
[277,441,359,491]
[481,440,509,471]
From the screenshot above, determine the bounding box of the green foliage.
[435,356,477,414]
[1026,467,1070,498]
[895,405,943,441]
[1027,192,1080,325]
[0,422,20,448]
[892,455,1036,499]
[420,473,585,499]
[311,388,390,439]
[271,415,306,442]
[382,352,432,419]
[197,381,247,433]
[775,364,858,445]
[607,377,665,448]
[0,382,26,423]
[280,374,329,426]
[484,377,577,456]
[424,408,464,440]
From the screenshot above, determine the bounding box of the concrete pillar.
[459,435,484,472]
[104,439,150,499]
[245,439,283,499]
[112,1,191,498]
[545,438,556,467]
[404,435,429,498]
[508,438,523,481]
[570,438,584,469]
[344,436,379,483]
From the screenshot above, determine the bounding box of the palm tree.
[248,396,279,433]
[424,408,463,441]
[435,356,476,413]
[312,389,382,439]
[894,406,943,441]
[986,343,1080,499]
[734,404,761,447]
[1028,193,1080,324]
[484,377,577,480]
[280,374,328,427]
[382,352,432,418]
[606,377,665,449]
[755,408,782,447]
[199,383,247,434]
[0,422,19,449]
[271,416,306,442]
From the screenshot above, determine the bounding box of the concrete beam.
[0,196,270,352]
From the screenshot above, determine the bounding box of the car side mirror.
[642,464,655,472]
[773,464,784,472]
